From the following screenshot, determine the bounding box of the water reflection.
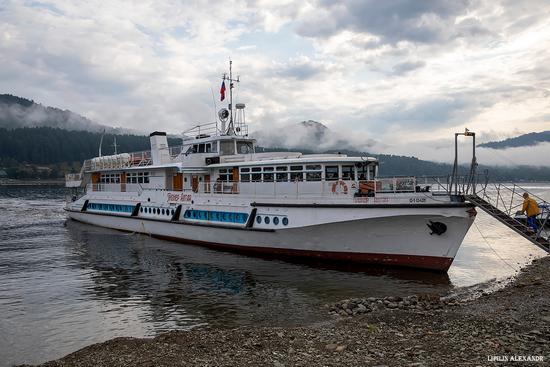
[65,220,453,332]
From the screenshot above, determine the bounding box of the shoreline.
[25,255,550,367]
[0,179,65,186]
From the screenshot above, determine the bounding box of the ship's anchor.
[427,221,447,235]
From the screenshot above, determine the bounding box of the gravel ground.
[24,256,550,367]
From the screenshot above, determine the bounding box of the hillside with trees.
[0,127,180,179]
[479,131,550,149]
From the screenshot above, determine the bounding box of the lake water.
[0,184,548,366]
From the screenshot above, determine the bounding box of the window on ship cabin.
[325,166,339,181]
[305,165,322,181]
[342,165,355,180]
[290,171,303,181]
[237,141,253,154]
[306,172,321,181]
[198,144,206,153]
[251,173,262,182]
[220,141,235,155]
[276,172,288,182]
[263,173,274,182]
[205,143,211,153]
[240,174,250,182]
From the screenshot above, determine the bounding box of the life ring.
[331,180,349,194]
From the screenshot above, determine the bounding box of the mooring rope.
[474,221,518,271]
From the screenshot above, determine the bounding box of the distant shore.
[25,254,550,367]
[0,179,64,186]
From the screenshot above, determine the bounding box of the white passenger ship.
[65,68,477,272]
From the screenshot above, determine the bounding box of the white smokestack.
[149,131,170,165]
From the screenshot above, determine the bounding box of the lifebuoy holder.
[331,180,349,194]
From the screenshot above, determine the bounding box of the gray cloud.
[296,0,474,45]
[391,60,426,75]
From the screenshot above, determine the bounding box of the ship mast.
[222,59,239,135]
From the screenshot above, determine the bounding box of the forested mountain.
[0,127,180,179]
[0,94,131,133]
[479,131,550,149]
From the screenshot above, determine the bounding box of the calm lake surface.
[1,184,548,366]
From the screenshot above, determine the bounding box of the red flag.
[220,81,226,101]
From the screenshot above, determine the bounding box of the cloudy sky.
[1,0,549,165]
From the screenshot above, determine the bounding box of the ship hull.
[66,206,474,272]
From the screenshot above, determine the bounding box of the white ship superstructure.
[65,65,477,272]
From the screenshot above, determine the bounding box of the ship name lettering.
[409,197,426,203]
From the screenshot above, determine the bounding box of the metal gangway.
[466,182,550,252]
[448,129,550,252]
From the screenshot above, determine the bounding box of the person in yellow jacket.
[522,193,541,232]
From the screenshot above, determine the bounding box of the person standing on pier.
[522,193,541,232]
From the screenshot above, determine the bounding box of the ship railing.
[86,183,144,194]
[182,122,221,140]
[189,177,419,198]
[81,146,185,172]
[65,173,82,182]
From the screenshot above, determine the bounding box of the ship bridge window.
[193,143,212,153]
[220,141,235,155]
[237,141,254,154]
[325,166,339,181]
[342,165,355,180]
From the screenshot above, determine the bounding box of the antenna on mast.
[112,136,118,155]
[98,129,105,157]
[222,59,240,135]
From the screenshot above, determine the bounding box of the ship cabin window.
[342,165,355,180]
[192,143,212,153]
[263,167,274,182]
[325,165,339,181]
[237,141,254,154]
[289,165,303,181]
[305,165,322,181]
[126,172,150,184]
[240,167,250,182]
[218,168,233,182]
[357,163,376,180]
[100,173,121,184]
[275,166,287,182]
[220,140,235,156]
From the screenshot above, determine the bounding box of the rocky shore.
[27,256,550,367]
